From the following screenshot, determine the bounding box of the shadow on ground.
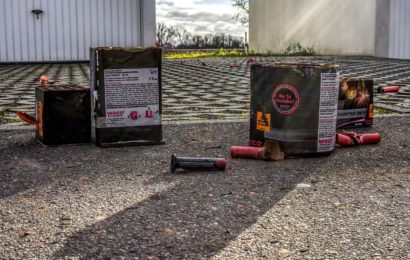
[51,160,314,259]
[1,117,409,259]
[0,123,326,258]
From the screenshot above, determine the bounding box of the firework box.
[249,62,340,156]
[90,47,163,147]
[35,85,91,146]
[337,78,373,129]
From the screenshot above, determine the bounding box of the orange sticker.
[368,104,374,119]
[36,101,44,138]
[256,111,271,132]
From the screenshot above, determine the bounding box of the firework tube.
[355,133,381,145]
[230,146,264,159]
[39,75,48,87]
[378,86,400,94]
[16,111,38,125]
[336,133,354,146]
[171,154,226,173]
[337,132,381,146]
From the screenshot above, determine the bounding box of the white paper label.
[337,108,367,119]
[102,68,160,128]
[317,73,339,152]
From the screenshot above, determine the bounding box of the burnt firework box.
[337,78,373,128]
[35,85,91,146]
[249,62,340,156]
[90,47,163,147]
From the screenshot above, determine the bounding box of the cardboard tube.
[357,133,381,145]
[378,86,400,94]
[336,133,354,146]
[16,111,38,125]
[171,154,226,173]
[230,146,264,159]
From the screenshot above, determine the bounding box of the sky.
[156,0,247,38]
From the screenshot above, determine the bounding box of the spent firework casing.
[90,47,163,147]
[35,85,91,146]
[249,62,340,156]
[337,78,374,129]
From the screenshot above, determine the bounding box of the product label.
[337,108,367,119]
[272,84,300,115]
[256,111,271,132]
[318,73,339,152]
[102,68,160,128]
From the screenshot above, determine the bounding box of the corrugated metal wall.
[389,0,410,59]
[0,0,146,62]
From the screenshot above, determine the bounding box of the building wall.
[250,0,410,59]
[0,0,156,62]
[250,0,377,55]
[388,0,410,59]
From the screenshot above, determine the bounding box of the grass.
[0,108,24,123]
[163,48,249,60]
[163,44,318,60]
[374,106,397,115]
[284,43,316,56]
[0,108,8,121]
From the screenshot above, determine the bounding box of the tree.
[175,28,192,48]
[164,26,176,46]
[156,23,167,45]
[232,0,249,25]
[156,23,177,47]
[156,23,245,49]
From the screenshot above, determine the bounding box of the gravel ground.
[0,116,409,259]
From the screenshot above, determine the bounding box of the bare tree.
[156,23,167,45]
[156,23,177,47]
[175,28,191,47]
[191,35,204,48]
[164,25,176,46]
[157,23,244,49]
[232,0,249,25]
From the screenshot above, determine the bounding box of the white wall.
[0,0,156,62]
[141,0,156,47]
[388,0,410,59]
[250,0,377,55]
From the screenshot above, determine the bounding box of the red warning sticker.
[272,84,300,115]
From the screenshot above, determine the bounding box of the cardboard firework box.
[337,78,374,128]
[90,47,163,147]
[249,62,340,156]
[35,84,91,146]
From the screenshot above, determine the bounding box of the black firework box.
[90,47,163,147]
[337,78,374,129]
[249,62,340,156]
[34,84,91,146]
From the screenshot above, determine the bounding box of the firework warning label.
[256,111,271,132]
[101,68,161,128]
[317,73,339,152]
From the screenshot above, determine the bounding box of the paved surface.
[1,56,410,123]
[0,116,409,259]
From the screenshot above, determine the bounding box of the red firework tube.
[378,86,400,93]
[337,132,382,146]
[171,154,226,173]
[230,146,264,159]
[336,133,354,146]
[39,75,48,87]
[355,133,381,145]
[16,111,38,125]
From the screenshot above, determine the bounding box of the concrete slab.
[1,56,409,124]
[0,116,409,259]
